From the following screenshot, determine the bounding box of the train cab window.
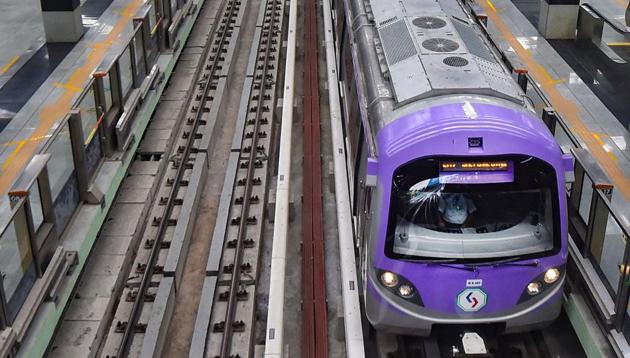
[118,45,134,99]
[0,208,36,322]
[387,155,560,261]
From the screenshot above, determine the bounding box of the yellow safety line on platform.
[487,0,498,12]
[2,141,25,171]
[608,42,630,46]
[478,0,630,201]
[593,133,618,161]
[0,0,144,196]
[0,55,20,75]
[2,134,52,148]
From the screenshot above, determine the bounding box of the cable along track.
[100,0,247,356]
[188,0,286,356]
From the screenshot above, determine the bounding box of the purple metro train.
[335,0,572,336]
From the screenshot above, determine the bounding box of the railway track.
[188,0,286,356]
[98,0,248,356]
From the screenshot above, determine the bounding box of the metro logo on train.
[457,289,488,312]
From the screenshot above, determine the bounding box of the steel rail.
[302,0,329,355]
[263,0,298,354]
[218,0,281,356]
[115,1,240,355]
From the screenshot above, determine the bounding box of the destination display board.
[440,161,511,172]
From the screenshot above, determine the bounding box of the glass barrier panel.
[48,124,75,200]
[29,180,44,232]
[103,72,113,112]
[47,123,80,236]
[579,176,593,223]
[85,132,102,180]
[78,85,99,144]
[590,213,627,294]
[145,3,161,64]
[119,45,134,99]
[133,31,147,77]
[0,208,36,322]
[524,84,546,118]
[149,2,158,33]
[624,310,630,343]
[171,0,178,16]
[554,125,575,154]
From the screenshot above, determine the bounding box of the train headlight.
[398,284,414,298]
[380,271,399,287]
[544,268,560,284]
[527,281,542,295]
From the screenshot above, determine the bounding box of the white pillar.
[538,0,579,39]
[40,0,85,43]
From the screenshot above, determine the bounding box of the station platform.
[512,0,630,129]
[0,0,45,90]
[478,0,630,202]
[476,0,630,353]
[0,0,114,129]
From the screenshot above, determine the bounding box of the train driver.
[437,193,477,228]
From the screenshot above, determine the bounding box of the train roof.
[357,0,523,106]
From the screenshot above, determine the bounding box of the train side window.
[0,208,36,322]
[77,85,99,144]
[118,45,134,99]
[28,180,44,233]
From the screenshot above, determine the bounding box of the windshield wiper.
[407,258,478,271]
[465,256,540,268]
[407,258,457,263]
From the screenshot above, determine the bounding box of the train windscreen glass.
[387,155,560,261]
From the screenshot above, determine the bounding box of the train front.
[365,99,570,336]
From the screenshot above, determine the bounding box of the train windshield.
[387,155,560,261]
